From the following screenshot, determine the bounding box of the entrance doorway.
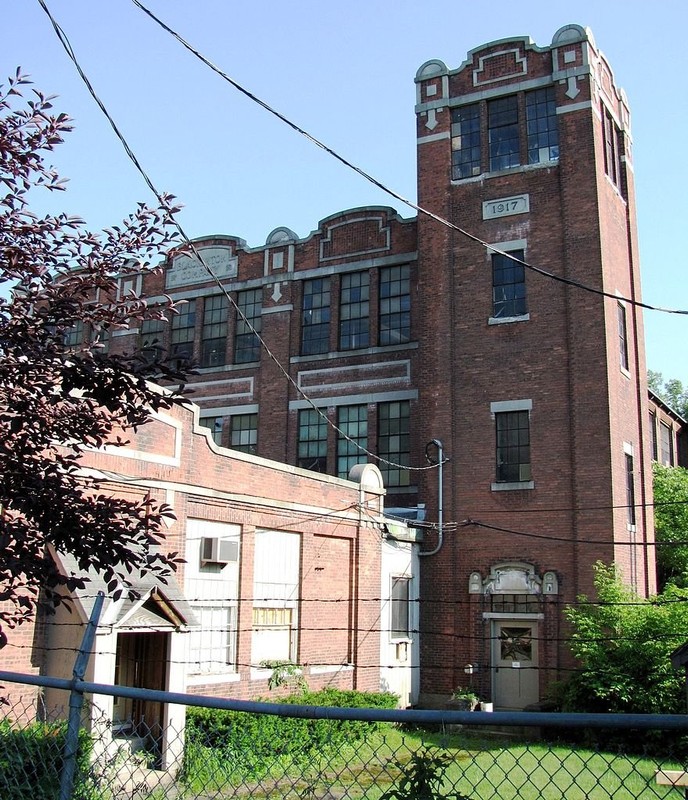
[491,620,539,710]
[113,632,169,765]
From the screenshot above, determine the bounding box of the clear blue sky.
[5,1,687,381]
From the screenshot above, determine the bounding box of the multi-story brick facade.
[82,24,654,710]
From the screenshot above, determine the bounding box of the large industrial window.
[339,272,369,350]
[200,416,224,446]
[298,408,328,472]
[390,576,411,640]
[378,401,411,487]
[495,410,531,483]
[526,87,559,164]
[170,299,196,363]
[63,321,84,349]
[379,265,411,346]
[235,289,262,363]
[301,277,331,355]
[230,413,257,455]
[492,250,526,319]
[201,294,228,368]
[488,95,520,171]
[337,404,368,478]
[139,314,167,363]
[451,103,481,179]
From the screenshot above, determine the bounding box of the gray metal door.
[492,620,539,710]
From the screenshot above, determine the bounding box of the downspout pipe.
[419,439,448,557]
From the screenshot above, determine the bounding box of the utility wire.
[133,0,688,318]
[461,518,688,547]
[34,0,439,475]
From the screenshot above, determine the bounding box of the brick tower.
[413,25,654,707]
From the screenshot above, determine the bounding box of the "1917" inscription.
[482,194,530,220]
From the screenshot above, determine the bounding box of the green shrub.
[552,563,688,755]
[181,688,398,787]
[0,719,94,800]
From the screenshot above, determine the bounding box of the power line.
[461,518,688,547]
[132,0,688,319]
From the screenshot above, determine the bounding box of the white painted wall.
[379,534,420,707]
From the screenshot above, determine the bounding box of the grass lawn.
[181,724,683,799]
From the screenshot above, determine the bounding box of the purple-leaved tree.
[0,70,190,645]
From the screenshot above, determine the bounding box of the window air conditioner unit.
[201,537,239,566]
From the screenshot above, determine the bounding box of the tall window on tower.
[451,103,481,179]
[339,272,370,350]
[602,104,622,189]
[379,265,411,345]
[492,250,526,319]
[617,301,629,372]
[495,410,531,483]
[625,451,636,526]
[526,87,559,163]
[488,95,520,171]
[301,277,331,355]
[235,289,262,363]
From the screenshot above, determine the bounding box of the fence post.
[59,591,104,800]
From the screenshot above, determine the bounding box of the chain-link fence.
[2,672,688,800]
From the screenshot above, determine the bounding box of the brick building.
[78,24,656,710]
[648,390,687,468]
[3,399,421,765]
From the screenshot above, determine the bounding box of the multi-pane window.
[64,321,84,348]
[526,87,559,164]
[378,401,410,487]
[451,103,481,179]
[625,452,636,526]
[92,325,109,354]
[490,594,541,614]
[139,315,167,363]
[492,250,526,319]
[496,410,531,483]
[488,95,520,171]
[201,295,228,368]
[390,576,411,640]
[230,413,257,454]
[297,408,328,472]
[301,278,331,355]
[617,302,629,371]
[170,299,196,363]
[235,289,262,363]
[189,606,238,672]
[185,519,240,675]
[602,105,622,188]
[337,404,368,478]
[649,412,658,461]
[379,265,411,346]
[660,422,674,466]
[200,416,224,446]
[339,272,369,350]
